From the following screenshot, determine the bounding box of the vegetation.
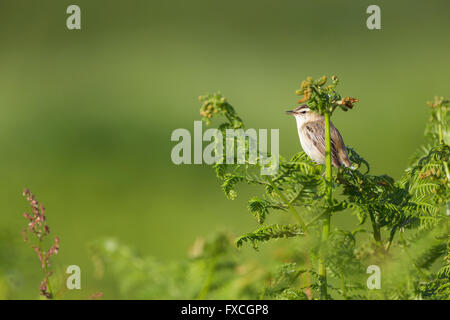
[21,189,59,299]
[197,76,449,300]
[14,77,450,300]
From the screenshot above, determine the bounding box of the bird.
[286,105,351,168]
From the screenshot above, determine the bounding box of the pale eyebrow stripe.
[295,105,309,112]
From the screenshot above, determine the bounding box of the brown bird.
[286,105,351,168]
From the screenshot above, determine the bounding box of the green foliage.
[89,233,267,299]
[425,96,449,144]
[17,83,448,300]
[0,230,21,299]
[235,224,304,250]
[199,81,450,300]
[199,93,243,128]
[403,144,449,227]
[247,197,271,224]
[337,148,416,237]
[295,75,358,115]
[261,263,308,300]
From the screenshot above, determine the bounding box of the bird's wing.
[303,120,348,167]
[330,123,351,167]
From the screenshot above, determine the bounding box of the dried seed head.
[21,189,59,299]
[298,96,309,103]
[336,97,359,109]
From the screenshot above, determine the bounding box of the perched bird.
[286,105,351,168]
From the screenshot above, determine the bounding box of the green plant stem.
[304,255,312,300]
[385,227,397,252]
[306,209,328,227]
[368,211,383,249]
[436,105,443,144]
[318,214,330,299]
[196,258,216,300]
[264,176,307,232]
[259,288,267,300]
[318,112,333,300]
[341,273,347,299]
[324,112,333,204]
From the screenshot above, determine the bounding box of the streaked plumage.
[286,105,351,168]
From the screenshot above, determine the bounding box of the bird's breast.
[298,128,324,164]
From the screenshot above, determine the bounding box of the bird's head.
[286,105,319,126]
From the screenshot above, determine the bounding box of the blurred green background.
[0,0,449,299]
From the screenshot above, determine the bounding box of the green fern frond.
[221,174,243,200]
[235,224,304,250]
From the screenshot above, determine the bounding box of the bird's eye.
[301,111,306,114]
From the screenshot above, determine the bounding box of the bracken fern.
[199,77,449,300]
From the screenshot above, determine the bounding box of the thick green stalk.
[324,112,333,203]
[436,105,443,144]
[318,215,330,299]
[318,112,333,300]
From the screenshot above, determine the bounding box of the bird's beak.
[285,110,294,115]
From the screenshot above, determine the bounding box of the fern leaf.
[235,224,304,249]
